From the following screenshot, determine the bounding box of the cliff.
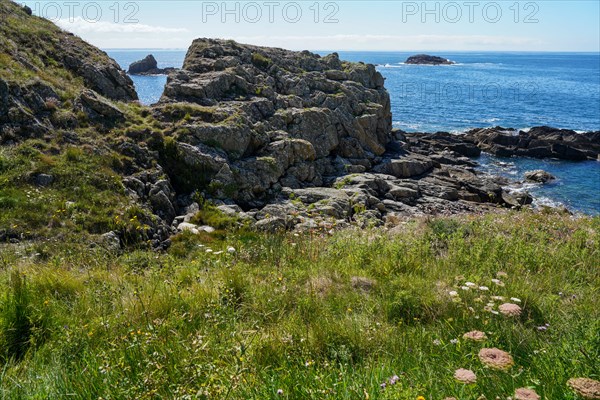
[158,38,392,206]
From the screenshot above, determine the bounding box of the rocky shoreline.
[1,1,598,249]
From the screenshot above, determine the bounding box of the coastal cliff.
[158,38,392,206]
[1,1,596,247]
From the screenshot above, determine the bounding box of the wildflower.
[450,339,458,344]
[449,290,459,297]
[454,368,477,384]
[389,375,400,385]
[478,348,514,370]
[380,383,387,390]
[510,297,522,303]
[567,377,600,399]
[461,286,470,291]
[491,296,505,301]
[479,286,490,291]
[514,388,540,400]
[433,339,441,346]
[491,278,504,286]
[497,271,508,278]
[417,397,426,400]
[227,246,236,254]
[463,330,487,341]
[465,282,477,288]
[277,389,284,395]
[499,303,522,317]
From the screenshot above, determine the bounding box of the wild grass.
[0,212,597,399]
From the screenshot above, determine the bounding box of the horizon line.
[103,48,600,54]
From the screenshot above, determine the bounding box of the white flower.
[227,246,236,254]
[214,251,223,255]
[450,338,458,344]
[491,310,499,315]
[205,248,213,253]
[461,286,470,291]
[433,339,441,346]
[449,291,459,297]
[491,296,505,301]
[510,297,522,303]
[479,286,489,291]
[465,282,477,288]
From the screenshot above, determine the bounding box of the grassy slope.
[1,3,598,398]
[0,212,598,399]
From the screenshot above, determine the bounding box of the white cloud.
[57,17,188,34]
[231,34,542,50]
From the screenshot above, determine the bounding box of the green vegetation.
[0,212,597,399]
[251,52,273,69]
[0,142,133,240]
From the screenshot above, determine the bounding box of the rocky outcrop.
[465,126,600,161]
[0,1,137,142]
[158,38,392,207]
[128,54,177,75]
[405,54,454,65]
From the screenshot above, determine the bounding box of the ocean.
[106,50,600,215]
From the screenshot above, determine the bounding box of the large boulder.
[524,170,556,183]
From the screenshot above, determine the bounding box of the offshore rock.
[405,54,455,65]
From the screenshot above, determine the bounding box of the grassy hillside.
[0,212,598,399]
[1,2,598,399]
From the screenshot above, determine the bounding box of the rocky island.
[405,54,455,65]
[128,54,177,75]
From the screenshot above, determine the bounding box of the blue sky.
[20,0,600,51]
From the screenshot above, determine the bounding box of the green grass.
[0,212,597,399]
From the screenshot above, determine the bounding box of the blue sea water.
[106,50,600,215]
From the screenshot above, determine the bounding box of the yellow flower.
[417,396,426,400]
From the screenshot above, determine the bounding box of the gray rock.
[128,54,158,74]
[524,170,556,183]
[80,89,124,120]
[375,157,433,178]
[34,174,54,187]
[255,216,287,232]
[101,231,121,252]
[150,190,176,223]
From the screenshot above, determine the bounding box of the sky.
[18,0,600,51]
